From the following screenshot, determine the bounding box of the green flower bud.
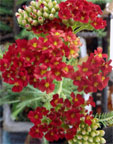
[51,8,56,14]
[43,12,49,18]
[82,130,86,135]
[22,20,27,26]
[38,16,44,24]
[18,8,23,13]
[43,6,49,12]
[48,2,53,9]
[15,12,20,17]
[28,17,33,23]
[95,131,100,136]
[87,127,91,132]
[84,142,88,144]
[77,135,82,140]
[78,141,82,144]
[53,1,57,5]
[30,1,36,6]
[81,124,85,128]
[55,4,59,10]
[43,1,48,6]
[83,136,88,141]
[37,10,42,16]
[99,130,105,136]
[25,6,32,12]
[88,137,93,143]
[94,137,100,142]
[73,138,77,142]
[32,20,38,26]
[91,131,96,137]
[62,19,68,25]
[49,14,54,20]
[100,137,106,144]
[69,18,75,26]
[25,24,31,30]
[33,8,37,14]
[17,16,22,23]
[92,123,100,130]
[35,2,40,9]
[77,127,81,132]
[23,13,28,19]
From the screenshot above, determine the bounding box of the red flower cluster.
[58,0,106,29]
[72,47,112,93]
[28,93,95,142]
[0,29,81,93]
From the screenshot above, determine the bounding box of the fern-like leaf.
[95,111,113,127]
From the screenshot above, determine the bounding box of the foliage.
[95,112,113,127]
[87,0,112,4]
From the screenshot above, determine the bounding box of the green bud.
[22,20,27,26]
[62,19,68,25]
[17,16,22,23]
[43,6,48,12]
[77,135,82,140]
[69,18,75,26]
[83,136,88,141]
[84,142,88,144]
[32,20,38,26]
[99,130,105,136]
[33,8,37,14]
[37,10,42,16]
[81,124,85,128]
[53,1,57,5]
[73,138,77,142]
[78,142,82,144]
[43,1,48,6]
[82,130,86,135]
[95,131,100,136]
[77,127,81,132]
[88,137,93,143]
[25,6,32,12]
[23,13,28,19]
[30,1,36,6]
[38,16,44,24]
[48,2,53,9]
[55,4,59,10]
[35,2,40,9]
[92,123,99,130]
[25,24,31,30]
[87,127,91,132]
[49,14,54,20]
[51,8,56,14]
[91,131,96,137]
[28,17,33,23]
[43,12,49,18]
[100,137,106,143]
[94,137,100,142]
[18,8,23,13]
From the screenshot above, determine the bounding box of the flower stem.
[58,79,63,96]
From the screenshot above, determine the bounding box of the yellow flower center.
[32,43,37,48]
[41,70,46,75]
[45,82,49,88]
[55,71,60,76]
[54,41,58,46]
[83,68,88,72]
[94,82,98,87]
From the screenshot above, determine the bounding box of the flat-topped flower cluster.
[0,0,112,143]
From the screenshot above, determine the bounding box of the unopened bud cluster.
[68,118,106,144]
[15,0,59,30]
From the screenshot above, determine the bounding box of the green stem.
[58,79,63,96]
[74,26,87,34]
